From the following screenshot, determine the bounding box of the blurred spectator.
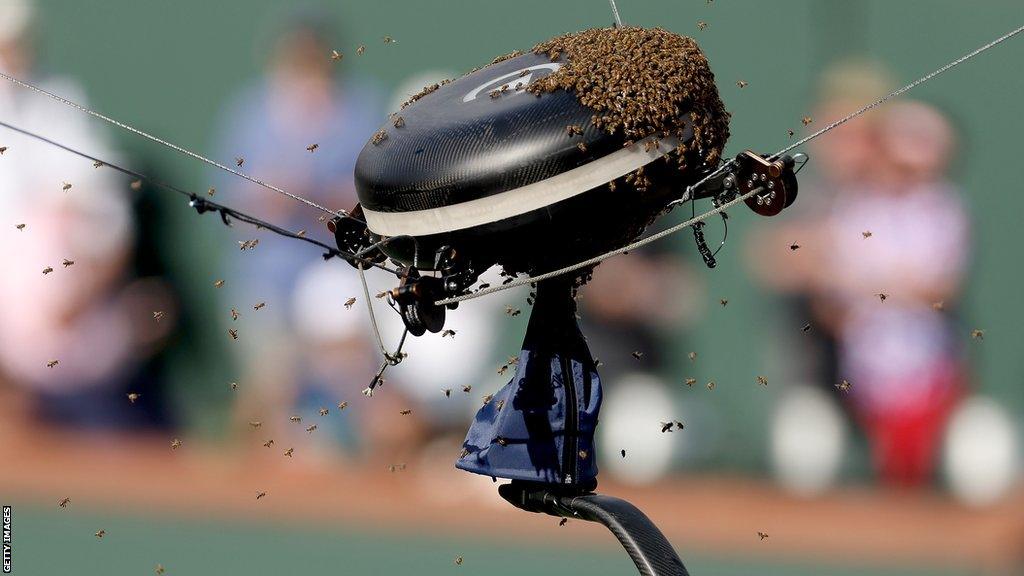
[0,0,174,429]
[752,86,972,488]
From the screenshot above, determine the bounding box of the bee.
[719,298,729,307]
[253,302,266,311]
[801,116,813,126]
[497,364,509,376]
[400,409,413,416]
[319,407,329,416]
[60,258,73,268]
[932,301,945,311]
[306,143,319,153]
[559,518,568,527]
[42,266,54,275]
[495,399,505,411]
[505,306,521,317]
[577,142,588,153]
[621,449,626,458]
[495,437,509,446]
[59,497,71,508]
[357,44,366,55]
[684,377,696,387]
[238,239,259,251]
[862,230,873,239]
[170,438,182,450]
[387,463,407,472]
[208,187,216,197]
[230,382,238,390]
[706,381,716,391]
[801,322,812,333]
[660,422,674,433]
[478,283,490,290]
[305,424,318,434]
[608,179,617,192]
[566,124,583,137]
[631,351,644,360]
[688,351,697,362]
[441,329,456,338]
[230,308,239,321]
[454,555,464,566]
[331,49,343,61]
[95,529,106,538]
[375,291,387,299]
[344,297,357,309]
[789,242,800,251]
[371,129,388,145]
[736,80,749,88]
[337,401,348,410]
[62,182,72,192]
[248,421,262,429]
[757,375,768,387]
[971,329,985,340]
[459,449,470,459]
[263,439,274,448]
[47,359,59,368]
[15,223,25,230]
[290,416,301,423]
[128,179,143,191]
[482,394,494,405]
[489,90,501,99]
[127,392,142,404]
[393,116,405,128]
[214,279,225,288]
[507,356,519,366]
[296,229,307,237]
[876,293,888,302]
[787,129,795,138]
[256,491,267,500]
[0,146,7,154]
[284,448,294,457]
[228,328,239,340]
[697,20,708,31]
[835,379,852,393]
[155,564,165,575]
[758,532,769,541]
[442,388,451,398]
[235,157,245,167]
[463,385,472,393]
[578,449,588,459]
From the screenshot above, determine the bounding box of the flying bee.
[441,329,456,338]
[228,328,239,340]
[331,49,343,61]
[400,409,413,415]
[230,382,238,390]
[481,394,494,405]
[239,239,259,251]
[208,186,216,196]
[290,415,301,423]
[442,388,451,398]
[155,564,165,575]
[337,401,348,410]
[357,44,366,55]
[127,392,141,404]
[263,439,274,448]
[505,306,521,317]
[559,518,568,527]
[660,422,674,433]
[932,301,945,311]
[319,407,329,416]
[344,297,356,309]
[306,143,319,153]
[463,385,472,393]
[235,157,244,167]
[95,529,106,538]
[688,351,697,362]
[230,308,239,321]
[631,351,644,360]
[801,116,813,126]
[697,20,708,30]
[170,438,182,450]
[0,146,7,154]
[720,298,729,307]
[251,302,266,311]
[59,497,71,508]
[621,449,626,458]
[757,375,768,387]
[128,179,142,191]
[801,322,812,333]
[15,223,25,230]
[758,532,769,541]
[787,129,795,138]
[42,266,54,275]
[393,116,405,128]
[387,463,407,472]
[736,80,749,88]
[497,364,509,376]
[684,377,696,387]
[284,448,294,457]
[256,491,267,500]
[47,359,59,368]
[305,424,317,433]
[214,279,225,288]
[248,421,262,428]
[706,381,716,391]
[971,329,985,340]
[835,379,852,393]
[62,182,72,192]
[454,556,464,566]
[789,242,800,251]
[876,293,888,302]
[862,230,873,239]
[375,290,387,299]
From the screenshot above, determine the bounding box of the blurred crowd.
[0,1,1018,506]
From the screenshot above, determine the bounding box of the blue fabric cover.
[457,280,602,485]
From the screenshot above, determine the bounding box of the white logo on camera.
[462,63,562,103]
